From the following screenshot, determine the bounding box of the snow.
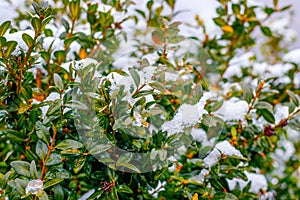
[227,171,267,193]
[79,189,95,200]
[148,180,167,199]
[283,49,300,64]
[189,169,209,184]
[294,72,300,88]
[203,140,243,167]
[25,179,44,195]
[214,98,248,121]
[191,128,207,143]
[223,52,255,79]
[161,92,216,136]
[274,104,289,124]
[215,140,242,157]
[4,30,35,56]
[203,148,221,167]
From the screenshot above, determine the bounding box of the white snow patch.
[283,49,300,64]
[4,30,35,56]
[214,98,248,121]
[162,92,215,136]
[274,104,289,124]
[203,140,243,167]
[227,171,267,193]
[148,180,166,199]
[189,169,210,184]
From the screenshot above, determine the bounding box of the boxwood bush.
[0,0,300,199]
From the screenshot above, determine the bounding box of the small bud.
[264,125,275,137]
[101,182,114,193]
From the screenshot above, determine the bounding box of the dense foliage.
[0,0,300,199]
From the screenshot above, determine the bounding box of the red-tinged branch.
[40,124,57,180]
[247,80,265,115]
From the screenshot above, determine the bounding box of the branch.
[40,124,57,180]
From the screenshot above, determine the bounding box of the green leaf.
[287,90,299,107]
[168,35,185,44]
[232,4,240,15]
[128,68,140,88]
[54,50,66,64]
[0,36,7,48]
[43,178,64,189]
[5,41,18,58]
[260,109,275,124]
[40,51,50,62]
[31,17,42,33]
[41,16,54,31]
[53,73,64,90]
[46,99,62,116]
[22,33,34,48]
[65,100,88,110]
[151,30,164,45]
[36,121,50,145]
[243,84,253,103]
[30,160,38,179]
[64,36,78,48]
[32,1,39,15]
[18,104,30,115]
[89,144,112,155]
[46,153,62,166]
[14,178,26,195]
[117,184,133,194]
[10,161,31,177]
[0,21,11,36]
[56,139,83,150]
[116,162,140,173]
[261,26,272,37]
[149,82,166,91]
[69,0,81,20]
[158,149,167,161]
[38,191,49,200]
[73,157,86,174]
[54,185,64,200]
[254,101,273,110]
[165,0,175,9]
[213,17,226,26]
[36,140,48,160]
[135,9,146,18]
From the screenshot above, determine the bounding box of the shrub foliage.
[0,0,300,199]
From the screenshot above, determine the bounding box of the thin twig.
[40,124,57,180]
[247,80,265,115]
